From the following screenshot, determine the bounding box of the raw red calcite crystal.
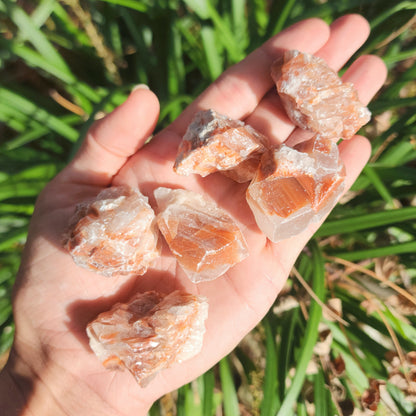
[174,109,268,182]
[86,290,208,387]
[65,186,160,277]
[154,187,249,282]
[246,136,345,242]
[271,50,371,140]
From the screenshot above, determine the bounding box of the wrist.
[0,348,66,416]
[0,349,37,416]
[1,346,153,416]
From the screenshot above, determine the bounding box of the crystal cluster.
[271,50,371,140]
[246,136,345,242]
[65,186,159,277]
[73,48,371,388]
[87,290,208,386]
[174,109,268,182]
[155,187,249,283]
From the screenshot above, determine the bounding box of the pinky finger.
[339,134,372,190]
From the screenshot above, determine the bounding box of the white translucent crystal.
[174,109,268,182]
[87,290,208,387]
[154,187,249,283]
[272,50,371,140]
[246,137,345,242]
[66,186,160,276]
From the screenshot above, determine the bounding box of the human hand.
[0,14,387,416]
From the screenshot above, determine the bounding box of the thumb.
[61,86,160,186]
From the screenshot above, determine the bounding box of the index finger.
[164,18,330,138]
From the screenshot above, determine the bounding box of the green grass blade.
[316,206,416,237]
[206,3,244,63]
[202,369,215,416]
[182,0,210,19]
[3,41,102,106]
[277,308,299,401]
[219,356,240,416]
[277,241,325,415]
[378,139,416,167]
[368,110,415,159]
[0,182,48,201]
[381,305,416,345]
[119,9,149,84]
[51,1,91,47]
[3,41,75,83]
[297,402,308,416]
[314,369,329,416]
[109,19,123,58]
[167,24,185,97]
[201,25,224,81]
[0,87,79,142]
[248,0,268,39]
[31,0,57,28]
[369,96,416,113]
[0,102,27,131]
[176,384,187,415]
[384,48,416,67]
[331,240,416,262]
[96,0,148,12]
[332,342,368,392]
[260,315,280,415]
[0,323,14,355]
[0,164,58,201]
[0,203,34,216]
[3,124,48,148]
[0,97,80,149]
[184,383,203,416]
[231,0,247,45]
[291,0,376,22]
[4,114,81,150]
[0,298,12,328]
[387,382,416,415]
[147,401,160,416]
[0,226,27,251]
[370,1,416,29]
[363,165,395,206]
[266,0,297,35]
[378,59,416,100]
[6,0,71,74]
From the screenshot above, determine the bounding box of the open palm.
[7,14,387,416]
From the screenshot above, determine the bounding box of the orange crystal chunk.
[65,186,160,277]
[271,50,371,140]
[174,109,268,182]
[86,290,208,387]
[246,136,345,242]
[155,187,249,283]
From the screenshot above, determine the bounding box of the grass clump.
[1,0,415,414]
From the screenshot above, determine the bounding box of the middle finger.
[245,14,373,143]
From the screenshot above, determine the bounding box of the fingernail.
[132,84,150,92]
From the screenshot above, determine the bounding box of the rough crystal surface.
[174,109,268,182]
[246,136,345,242]
[155,187,249,282]
[65,186,160,276]
[271,50,371,140]
[87,290,208,387]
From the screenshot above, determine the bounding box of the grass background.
[0,0,415,414]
